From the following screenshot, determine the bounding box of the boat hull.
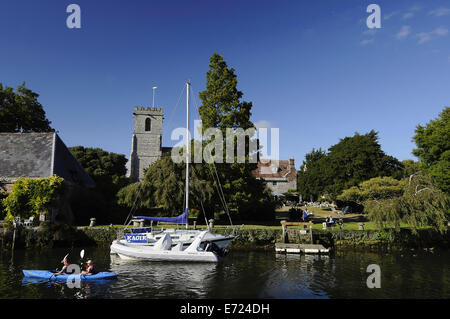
[22,270,118,281]
[111,241,219,262]
[110,231,235,255]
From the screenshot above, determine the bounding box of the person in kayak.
[54,256,71,275]
[81,260,95,275]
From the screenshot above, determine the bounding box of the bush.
[2,175,65,220]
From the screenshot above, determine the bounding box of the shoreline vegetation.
[1,63,449,253]
[1,206,448,252]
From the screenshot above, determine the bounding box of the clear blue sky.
[1,0,449,169]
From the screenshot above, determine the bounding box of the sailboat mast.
[185,81,190,229]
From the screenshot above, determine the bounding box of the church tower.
[129,106,163,182]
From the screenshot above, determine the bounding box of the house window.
[272,182,277,186]
[145,118,151,131]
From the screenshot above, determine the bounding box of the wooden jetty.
[276,221,330,254]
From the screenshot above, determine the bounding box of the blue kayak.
[23,270,118,281]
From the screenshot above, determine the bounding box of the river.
[0,247,448,299]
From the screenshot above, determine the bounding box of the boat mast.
[185,81,190,230]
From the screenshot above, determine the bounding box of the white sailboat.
[110,81,235,262]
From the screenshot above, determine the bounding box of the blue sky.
[1,0,449,169]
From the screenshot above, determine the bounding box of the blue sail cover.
[134,208,188,225]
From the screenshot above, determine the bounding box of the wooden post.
[310,224,313,244]
[11,221,16,253]
[281,221,287,243]
[193,221,197,230]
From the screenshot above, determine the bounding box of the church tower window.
[145,118,151,131]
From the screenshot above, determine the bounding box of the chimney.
[289,157,295,169]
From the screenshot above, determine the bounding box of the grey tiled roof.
[0,133,53,179]
[0,132,95,188]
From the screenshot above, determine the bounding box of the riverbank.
[1,222,448,252]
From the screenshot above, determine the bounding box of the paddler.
[81,260,95,275]
[54,255,71,275]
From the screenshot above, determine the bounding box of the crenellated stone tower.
[129,106,163,182]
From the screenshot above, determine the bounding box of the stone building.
[0,132,95,224]
[252,157,297,194]
[128,106,172,182]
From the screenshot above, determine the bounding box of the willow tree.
[117,154,216,219]
[364,174,449,234]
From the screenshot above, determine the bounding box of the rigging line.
[124,181,144,226]
[199,200,209,231]
[165,84,186,137]
[212,162,233,227]
[206,163,229,226]
[189,84,203,135]
[189,84,233,227]
[189,85,226,213]
[191,164,211,228]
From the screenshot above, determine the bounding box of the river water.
[0,247,448,299]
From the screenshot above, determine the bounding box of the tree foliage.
[1,175,65,220]
[412,107,450,194]
[297,131,403,200]
[198,53,254,132]
[400,160,422,179]
[337,176,405,204]
[118,155,215,218]
[296,148,327,201]
[0,82,53,132]
[69,146,129,224]
[118,53,276,221]
[197,53,275,220]
[365,174,450,234]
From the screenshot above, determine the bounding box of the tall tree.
[0,83,53,132]
[412,107,450,194]
[297,131,403,200]
[297,148,328,201]
[325,130,403,196]
[198,53,254,132]
[197,53,275,220]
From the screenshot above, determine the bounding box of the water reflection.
[264,254,333,298]
[109,254,219,298]
[1,248,449,299]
